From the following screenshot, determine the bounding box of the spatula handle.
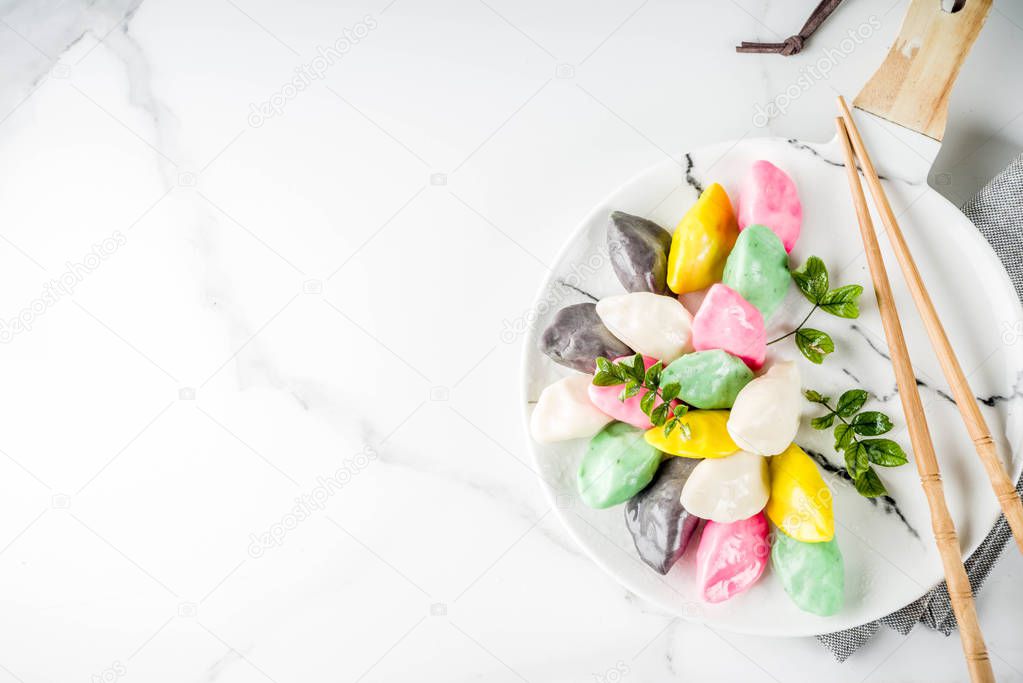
[854,0,992,141]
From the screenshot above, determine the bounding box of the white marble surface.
[0,1,1021,681]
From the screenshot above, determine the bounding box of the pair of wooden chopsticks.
[835,96,1020,683]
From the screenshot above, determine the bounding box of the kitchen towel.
[818,152,1023,661]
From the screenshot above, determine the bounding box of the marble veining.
[683,153,704,195]
[848,325,1023,409]
[554,279,599,301]
[4,0,1023,680]
[785,138,906,184]
[805,448,920,540]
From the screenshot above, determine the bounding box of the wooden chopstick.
[837,95,1023,557]
[835,117,994,683]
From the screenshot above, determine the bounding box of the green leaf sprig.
[594,354,692,439]
[804,388,908,498]
[768,256,863,364]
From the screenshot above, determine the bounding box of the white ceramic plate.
[520,134,1023,636]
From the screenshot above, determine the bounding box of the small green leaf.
[795,328,834,364]
[630,354,646,382]
[811,412,835,430]
[650,402,670,427]
[673,404,688,418]
[791,256,829,303]
[845,441,869,478]
[863,439,908,467]
[803,389,826,403]
[677,422,692,440]
[836,389,869,417]
[663,418,677,438]
[660,382,681,404]
[850,411,893,436]
[596,357,612,374]
[592,371,620,387]
[618,381,641,401]
[854,467,888,497]
[640,390,657,416]
[644,362,662,389]
[609,362,629,382]
[834,423,855,452]
[819,284,863,319]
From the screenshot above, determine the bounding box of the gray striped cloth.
[818,153,1023,661]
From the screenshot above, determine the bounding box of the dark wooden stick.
[736,0,845,56]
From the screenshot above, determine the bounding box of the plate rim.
[518,135,1023,637]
